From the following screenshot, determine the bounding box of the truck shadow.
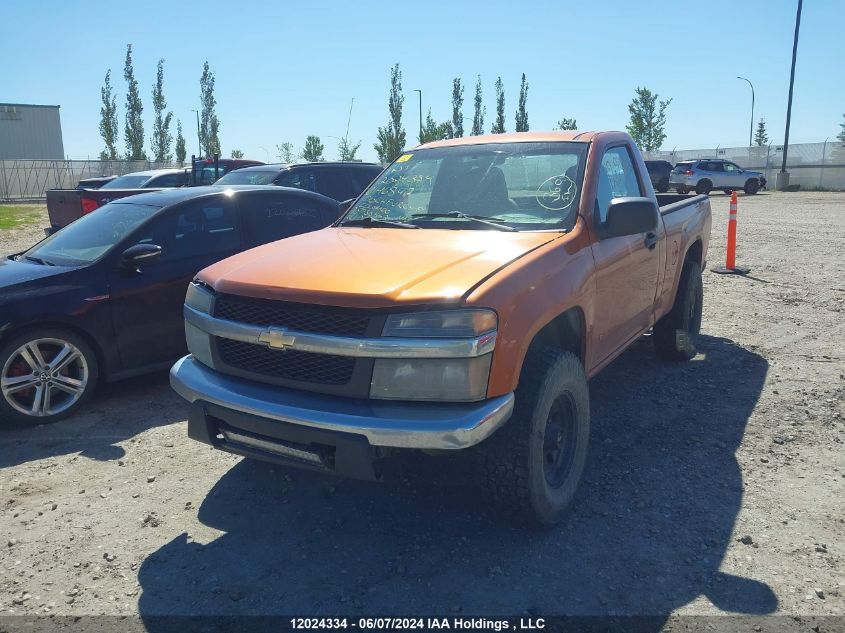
[0,370,182,468]
[137,334,776,624]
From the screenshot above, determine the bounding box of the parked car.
[669,159,766,195]
[76,175,118,189]
[213,162,383,201]
[171,130,712,526]
[0,186,341,425]
[45,168,192,233]
[192,157,264,185]
[644,160,673,193]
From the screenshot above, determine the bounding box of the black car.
[213,162,383,201]
[0,186,340,425]
[644,160,674,193]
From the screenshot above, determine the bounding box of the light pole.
[737,76,755,148]
[413,89,422,142]
[778,0,803,190]
[191,109,202,157]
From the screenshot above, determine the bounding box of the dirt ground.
[0,193,843,625]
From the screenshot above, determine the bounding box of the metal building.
[0,103,65,159]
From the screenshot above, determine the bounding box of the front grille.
[217,338,355,385]
[214,295,370,337]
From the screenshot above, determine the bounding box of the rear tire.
[656,178,670,193]
[676,186,688,194]
[695,179,712,195]
[475,348,590,527]
[744,179,759,195]
[653,260,703,361]
[0,328,98,426]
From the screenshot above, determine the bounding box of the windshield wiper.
[342,217,419,229]
[23,255,55,266]
[410,212,518,232]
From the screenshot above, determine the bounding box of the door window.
[240,193,336,247]
[596,146,642,224]
[723,162,740,172]
[276,169,317,193]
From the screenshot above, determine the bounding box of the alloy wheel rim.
[542,394,578,489]
[1,338,88,417]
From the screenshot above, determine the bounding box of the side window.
[240,193,337,247]
[146,173,181,188]
[351,168,381,196]
[133,199,239,261]
[319,169,360,201]
[276,169,317,193]
[596,146,642,224]
[724,162,739,172]
[710,162,725,172]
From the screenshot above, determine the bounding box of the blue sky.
[2,0,843,163]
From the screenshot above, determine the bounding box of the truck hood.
[198,227,560,308]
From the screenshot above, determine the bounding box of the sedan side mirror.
[122,243,162,268]
[604,197,658,238]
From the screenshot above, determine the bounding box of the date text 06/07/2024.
[289,617,546,630]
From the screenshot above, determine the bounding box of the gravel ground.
[0,193,843,625]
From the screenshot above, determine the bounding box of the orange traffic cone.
[712,191,750,275]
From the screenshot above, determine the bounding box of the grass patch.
[0,205,45,230]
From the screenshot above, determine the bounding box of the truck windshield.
[342,142,587,230]
[23,202,158,266]
[100,174,152,189]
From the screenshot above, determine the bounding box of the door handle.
[644,232,658,250]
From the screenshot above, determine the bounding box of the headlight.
[370,354,492,402]
[185,281,214,314]
[383,309,497,337]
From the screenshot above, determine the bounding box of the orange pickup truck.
[170,131,712,525]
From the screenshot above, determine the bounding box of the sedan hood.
[0,256,75,289]
[198,227,560,308]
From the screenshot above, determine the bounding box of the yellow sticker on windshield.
[396,153,413,163]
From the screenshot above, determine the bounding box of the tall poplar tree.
[123,44,146,160]
[515,73,529,132]
[373,64,406,163]
[491,77,505,134]
[471,75,485,136]
[150,59,173,162]
[451,78,464,138]
[200,61,221,156]
[98,69,119,160]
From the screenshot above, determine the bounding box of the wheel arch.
[525,306,586,367]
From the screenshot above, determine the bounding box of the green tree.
[373,63,406,163]
[555,117,578,130]
[123,44,146,160]
[98,69,119,161]
[626,86,671,151]
[230,149,244,158]
[301,135,325,162]
[491,77,505,134]
[515,73,529,132]
[471,75,485,136]
[200,61,221,157]
[451,78,464,138]
[276,142,295,162]
[337,137,362,161]
[174,120,186,165]
[419,109,454,143]
[837,113,845,142]
[754,118,769,146]
[150,59,173,163]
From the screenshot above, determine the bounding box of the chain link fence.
[642,141,845,190]
[0,159,181,201]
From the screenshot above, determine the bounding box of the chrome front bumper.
[170,355,514,450]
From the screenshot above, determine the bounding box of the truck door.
[590,145,661,364]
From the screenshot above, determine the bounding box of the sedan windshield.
[343,142,586,230]
[24,202,159,266]
[100,174,152,189]
[215,170,280,185]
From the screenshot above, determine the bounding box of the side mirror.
[338,198,355,215]
[122,243,162,268]
[604,197,658,238]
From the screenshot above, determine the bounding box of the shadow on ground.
[0,370,181,468]
[138,335,776,624]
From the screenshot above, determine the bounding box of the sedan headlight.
[370,354,492,402]
[185,281,214,314]
[382,309,497,337]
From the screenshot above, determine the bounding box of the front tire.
[475,348,590,526]
[696,179,712,195]
[653,260,703,361]
[744,179,759,195]
[0,328,98,426]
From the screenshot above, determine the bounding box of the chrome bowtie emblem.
[258,327,296,350]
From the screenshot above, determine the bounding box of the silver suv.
[670,159,766,195]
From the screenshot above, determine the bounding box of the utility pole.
[778,0,803,191]
[413,89,422,142]
[191,109,202,157]
[737,76,755,148]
